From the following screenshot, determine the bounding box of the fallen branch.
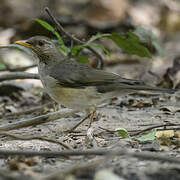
[0,148,179,164]
[0,109,78,131]
[0,131,71,149]
[131,123,180,136]
[98,126,115,133]
[0,102,53,118]
[99,123,180,136]
[45,7,104,69]
[0,72,39,82]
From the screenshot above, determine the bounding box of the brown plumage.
[15,36,176,130]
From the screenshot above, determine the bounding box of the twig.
[131,123,180,136]
[45,7,104,69]
[157,127,180,131]
[0,72,39,82]
[99,124,180,136]
[98,126,115,133]
[0,109,78,131]
[0,148,179,164]
[0,131,71,149]
[0,64,37,72]
[0,102,53,118]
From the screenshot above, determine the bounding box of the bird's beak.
[15,40,32,48]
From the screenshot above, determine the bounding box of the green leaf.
[133,27,165,56]
[137,129,156,142]
[127,31,140,42]
[109,32,152,58]
[116,128,130,138]
[88,43,110,56]
[76,55,89,64]
[58,44,69,53]
[87,33,111,44]
[70,45,84,56]
[35,18,55,32]
[70,43,110,57]
[35,18,68,54]
[54,31,64,46]
[70,32,111,56]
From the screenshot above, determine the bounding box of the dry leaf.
[156,130,174,138]
[175,131,180,139]
[156,130,174,147]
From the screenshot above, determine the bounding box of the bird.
[15,36,176,131]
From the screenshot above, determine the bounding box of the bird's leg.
[88,106,97,129]
[70,112,91,132]
[70,106,97,132]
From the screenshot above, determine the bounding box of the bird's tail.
[120,84,176,94]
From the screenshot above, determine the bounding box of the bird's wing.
[49,60,144,90]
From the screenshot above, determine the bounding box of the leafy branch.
[0,8,154,73]
[35,16,153,60]
[37,7,152,66]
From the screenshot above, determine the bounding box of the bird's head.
[15,36,63,63]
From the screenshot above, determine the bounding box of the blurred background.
[0,0,180,88]
[0,1,180,178]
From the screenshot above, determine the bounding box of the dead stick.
[0,131,71,149]
[131,123,180,136]
[0,72,39,82]
[0,102,52,118]
[0,148,179,164]
[0,109,78,131]
[99,124,180,136]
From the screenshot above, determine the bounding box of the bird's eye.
[38,40,44,46]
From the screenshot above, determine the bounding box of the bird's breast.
[39,75,106,110]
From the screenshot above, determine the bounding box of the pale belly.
[40,75,109,110]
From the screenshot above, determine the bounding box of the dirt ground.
[0,61,179,180]
[0,0,180,180]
